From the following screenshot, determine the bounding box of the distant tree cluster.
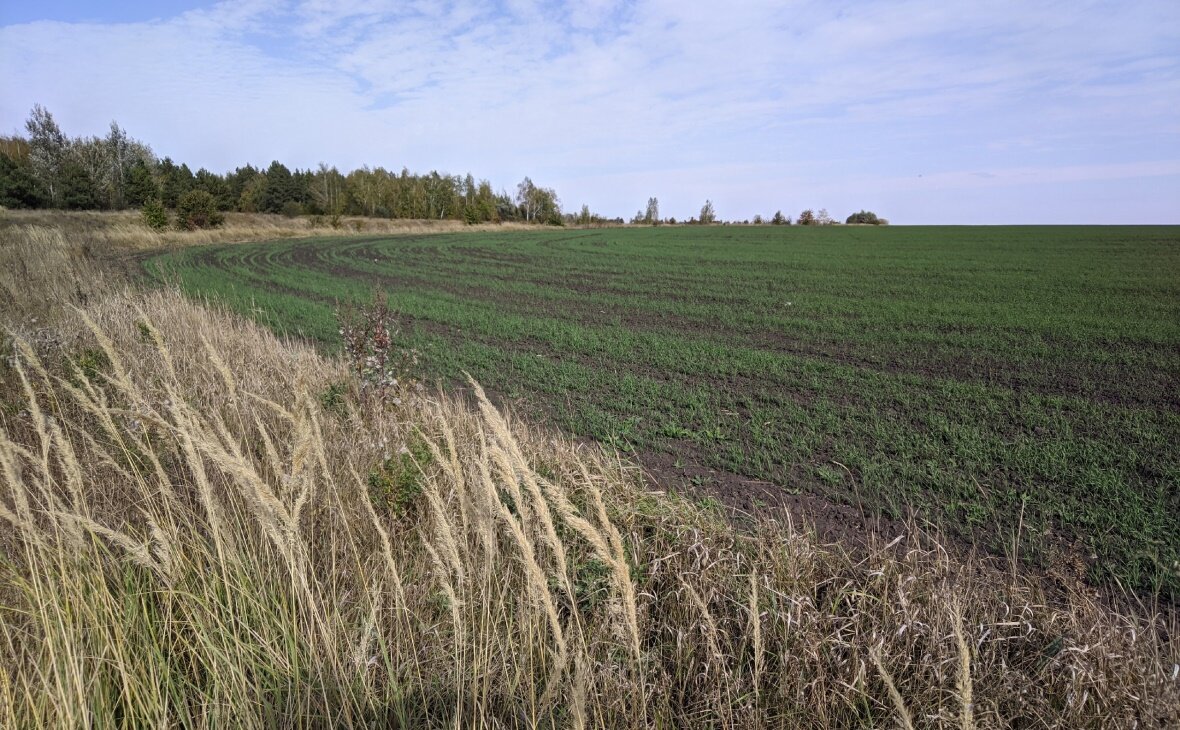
[0,105,155,212]
[629,199,884,228]
[567,204,618,226]
[845,210,887,225]
[797,209,836,225]
[630,197,720,225]
[0,105,564,228]
[743,209,885,226]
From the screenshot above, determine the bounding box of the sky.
[1,1,1178,224]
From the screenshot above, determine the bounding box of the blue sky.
[2,0,1178,223]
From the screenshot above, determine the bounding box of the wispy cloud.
[2,0,1177,222]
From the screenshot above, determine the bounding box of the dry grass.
[0,223,115,326]
[0,288,1175,728]
[0,208,532,252]
[0,209,532,326]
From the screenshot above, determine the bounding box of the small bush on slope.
[140,198,170,230]
[0,290,1176,728]
[175,189,224,230]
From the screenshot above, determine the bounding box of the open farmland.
[145,225,1180,596]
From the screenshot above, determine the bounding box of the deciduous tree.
[25,104,67,206]
[645,197,659,224]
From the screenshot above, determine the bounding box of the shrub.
[140,199,170,230]
[175,189,224,230]
[846,210,883,224]
[367,433,432,517]
[280,200,303,218]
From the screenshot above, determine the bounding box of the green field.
[145,225,1180,596]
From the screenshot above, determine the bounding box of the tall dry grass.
[0,209,533,253]
[0,224,115,326]
[0,209,532,327]
[0,289,1176,728]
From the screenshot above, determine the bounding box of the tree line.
[0,105,565,226]
[1,105,886,228]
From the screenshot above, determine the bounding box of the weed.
[69,346,111,383]
[572,557,613,613]
[367,433,432,517]
[696,495,723,510]
[318,380,349,416]
[336,290,419,406]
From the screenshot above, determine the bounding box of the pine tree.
[261,161,297,214]
[58,161,101,210]
[0,154,45,208]
[123,160,158,208]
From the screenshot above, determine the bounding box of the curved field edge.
[143,226,1180,598]
[1,288,1177,727]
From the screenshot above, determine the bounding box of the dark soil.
[634,448,910,549]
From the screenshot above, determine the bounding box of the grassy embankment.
[144,225,1180,597]
[0,211,1177,727]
